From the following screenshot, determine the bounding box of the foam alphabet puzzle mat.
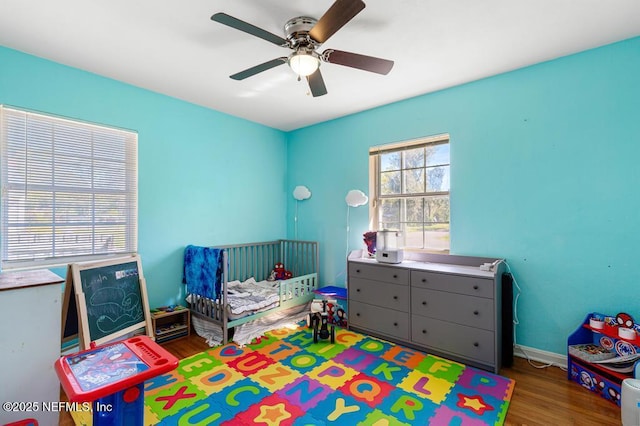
[141,325,515,425]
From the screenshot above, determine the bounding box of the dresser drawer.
[350,277,409,312]
[411,316,495,365]
[349,262,409,285]
[349,301,410,340]
[411,288,494,330]
[411,270,493,298]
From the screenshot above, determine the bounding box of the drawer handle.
[393,322,398,326]
[356,288,361,292]
[473,310,479,315]
[393,274,398,278]
[473,285,479,290]
[473,342,479,347]
[356,269,361,273]
[393,295,398,300]
[422,329,427,334]
[421,278,426,283]
[356,313,360,317]
[422,301,427,306]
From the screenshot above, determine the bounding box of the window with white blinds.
[0,106,138,270]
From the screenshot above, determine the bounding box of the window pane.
[405,198,424,222]
[425,196,450,223]
[380,151,400,171]
[54,192,93,223]
[380,222,400,231]
[54,156,92,188]
[7,226,53,259]
[380,198,400,223]
[426,144,449,167]
[380,171,401,195]
[403,169,424,194]
[403,147,424,169]
[425,222,450,252]
[404,222,424,249]
[426,165,450,192]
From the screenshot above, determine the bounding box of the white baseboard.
[514,344,567,368]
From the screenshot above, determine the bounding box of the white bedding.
[224,277,281,316]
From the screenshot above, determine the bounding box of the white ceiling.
[1,1,639,131]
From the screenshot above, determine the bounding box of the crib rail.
[216,239,318,282]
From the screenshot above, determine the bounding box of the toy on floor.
[307,299,335,344]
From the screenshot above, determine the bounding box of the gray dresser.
[347,250,506,373]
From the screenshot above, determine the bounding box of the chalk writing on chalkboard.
[69,255,153,350]
[80,261,144,339]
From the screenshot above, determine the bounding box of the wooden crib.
[187,239,319,344]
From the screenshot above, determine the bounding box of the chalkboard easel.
[61,255,154,350]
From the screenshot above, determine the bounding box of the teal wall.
[0,46,288,308]
[286,36,640,355]
[2,36,639,356]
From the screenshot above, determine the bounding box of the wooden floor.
[59,333,622,425]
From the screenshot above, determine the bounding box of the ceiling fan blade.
[306,69,328,97]
[309,0,365,44]
[321,49,394,75]
[211,13,288,47]
[230,57,288,80]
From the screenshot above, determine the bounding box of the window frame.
[0,105,138,271]
[369,134,450,253]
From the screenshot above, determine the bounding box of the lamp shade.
[289,52,319,77]
[345,190,368,207]
[293,185,311,200]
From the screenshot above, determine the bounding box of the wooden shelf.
[151,306,190,344]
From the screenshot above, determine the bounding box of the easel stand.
[61,255,154,350]
[55,336,178,426]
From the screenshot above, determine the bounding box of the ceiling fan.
[211,0,394,97]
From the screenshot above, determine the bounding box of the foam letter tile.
[280,350,323,374]
[156,392,236,425]
[307,359,359,389]
[255,340,302,362]
[177,351,223,379]
[190,362,245,394]
[455,367,514,400]
[277,376,333,411]
[360,408,413,426]
[332,347,380,371]
[227,351,276,376]
[309,393,368,425]
[363,358,410,385]
[147,381,207,419]
[415,354,465,382]
[237,393,305,426]
[252,362,301,393]
[339,372,394,408]
[398,370,454,404]
[380,387,439,424]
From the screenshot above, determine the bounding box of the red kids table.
[54,336,178,425]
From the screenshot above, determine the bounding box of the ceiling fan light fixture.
[288,51,319,77]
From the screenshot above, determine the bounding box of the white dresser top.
[348,250,500,279]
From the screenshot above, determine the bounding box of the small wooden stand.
[151,306,190,344]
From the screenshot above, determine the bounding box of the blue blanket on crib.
[183,245,223,299]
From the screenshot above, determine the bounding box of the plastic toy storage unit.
[568,312,640,406]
